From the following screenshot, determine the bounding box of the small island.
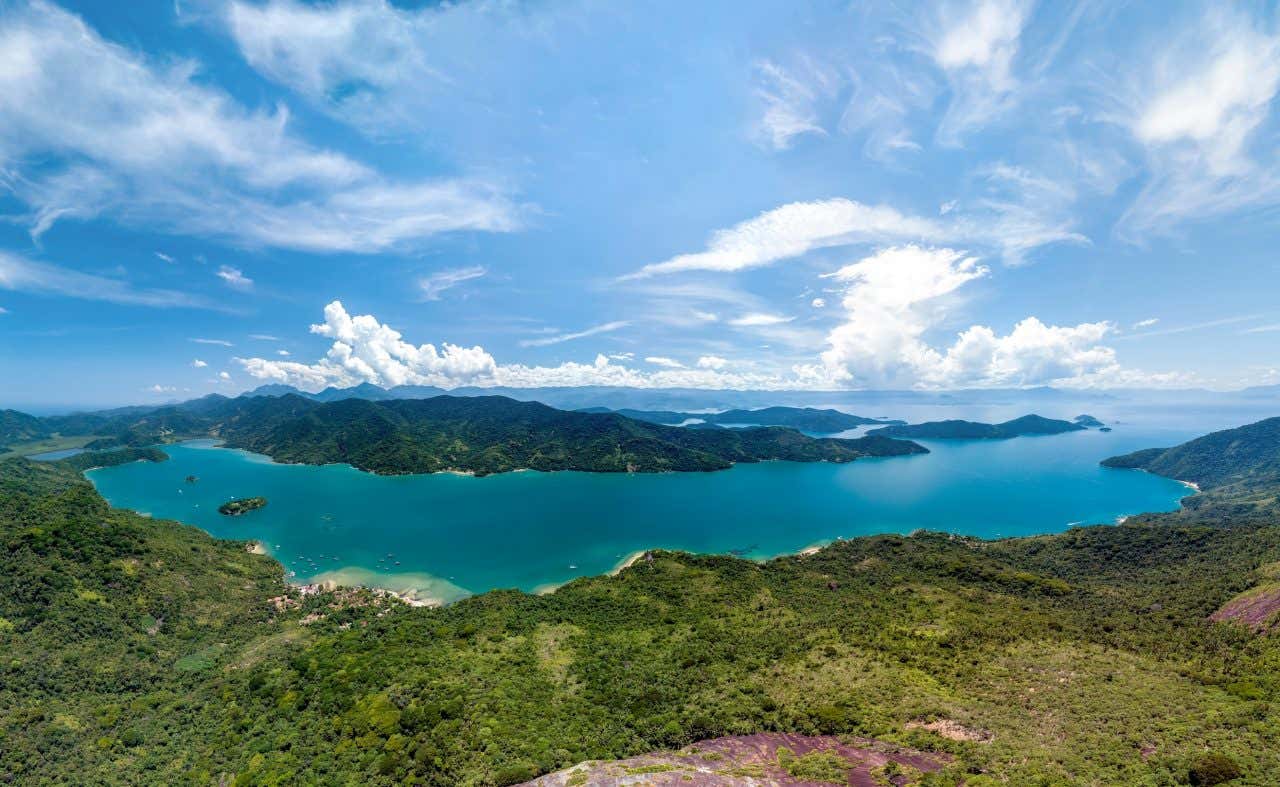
[1073,414,1105,428]
[218,497,267,516]
[866,414,1085,440]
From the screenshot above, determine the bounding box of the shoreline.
[80,441,1198,609]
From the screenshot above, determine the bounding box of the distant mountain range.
[575,406,904,432]
[866,414,1087,440]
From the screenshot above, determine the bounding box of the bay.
[85,423,1193,604]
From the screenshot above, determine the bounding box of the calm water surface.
[85,423,1193,603]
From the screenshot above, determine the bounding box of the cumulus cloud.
[812,245,1122,388]
[238,293,1170,392]
[216,265,253,290]
[0,251,214,309]
[811,297,826,308]
[419,265,486,301]
[277,349,290,356]
[0,2,520,252]
[191,359,208,368]
[147,384,177,394]
[238,301,804,391]
[518,321,629,348]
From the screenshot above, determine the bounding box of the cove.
[85,429,1192,604]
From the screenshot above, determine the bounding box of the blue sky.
[1,0,1279,408]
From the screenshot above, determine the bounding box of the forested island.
[867,414,1086,440]
[576,406,904,432]
[0,394,927,477]
[218,497,267,516]
[2,418,1279,783]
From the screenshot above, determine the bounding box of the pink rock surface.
[520,732,950,786]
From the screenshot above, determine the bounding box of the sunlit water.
[85,421,1194,603]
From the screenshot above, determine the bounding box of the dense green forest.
[2,394,927,476]
[868,414,1086,440]
[2,421,1279,784]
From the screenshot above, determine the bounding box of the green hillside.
[2,420,1280,784]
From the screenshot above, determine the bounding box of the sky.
[1,0,1279,409]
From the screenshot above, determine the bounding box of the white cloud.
[218,371,231,380]
[1133,318,1159,329]
[249,333,280,341]
[752,59,837,150]
[0,251,214,309]
[930,0,1032,144]
[626,194,1083,278]
[191,359,208,368]
[1242,324,1280,335]
[238,295,1169,392]
[518,321,629,348]
[626,199,947,279]
[237,302,800,391]
[0,306,8,314]
[812,245,1124,388]
[147,384,177,394]
[155,251,175,263]
[418,265,486,301]
[729,313,794,327]
[1119,9,1280,238]
[811,297,826,308]
[216,265,253,290]
[0,2,520,252]
[191,337,233,346]
[277,349,291,356]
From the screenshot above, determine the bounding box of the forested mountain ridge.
[5,394,928,477]
[3,426,1280,784]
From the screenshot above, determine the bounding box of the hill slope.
[1102,416,1280,491]
[3,433,1280,785]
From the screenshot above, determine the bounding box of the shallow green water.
[86,428,1191,603]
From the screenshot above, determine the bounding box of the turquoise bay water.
[85,427,1193,603]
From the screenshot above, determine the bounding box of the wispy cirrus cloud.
[0,1,522,252]
[419,265,486,301]
[518,321,630,348]
[625,193,1084,279]
[0,251,215,309]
